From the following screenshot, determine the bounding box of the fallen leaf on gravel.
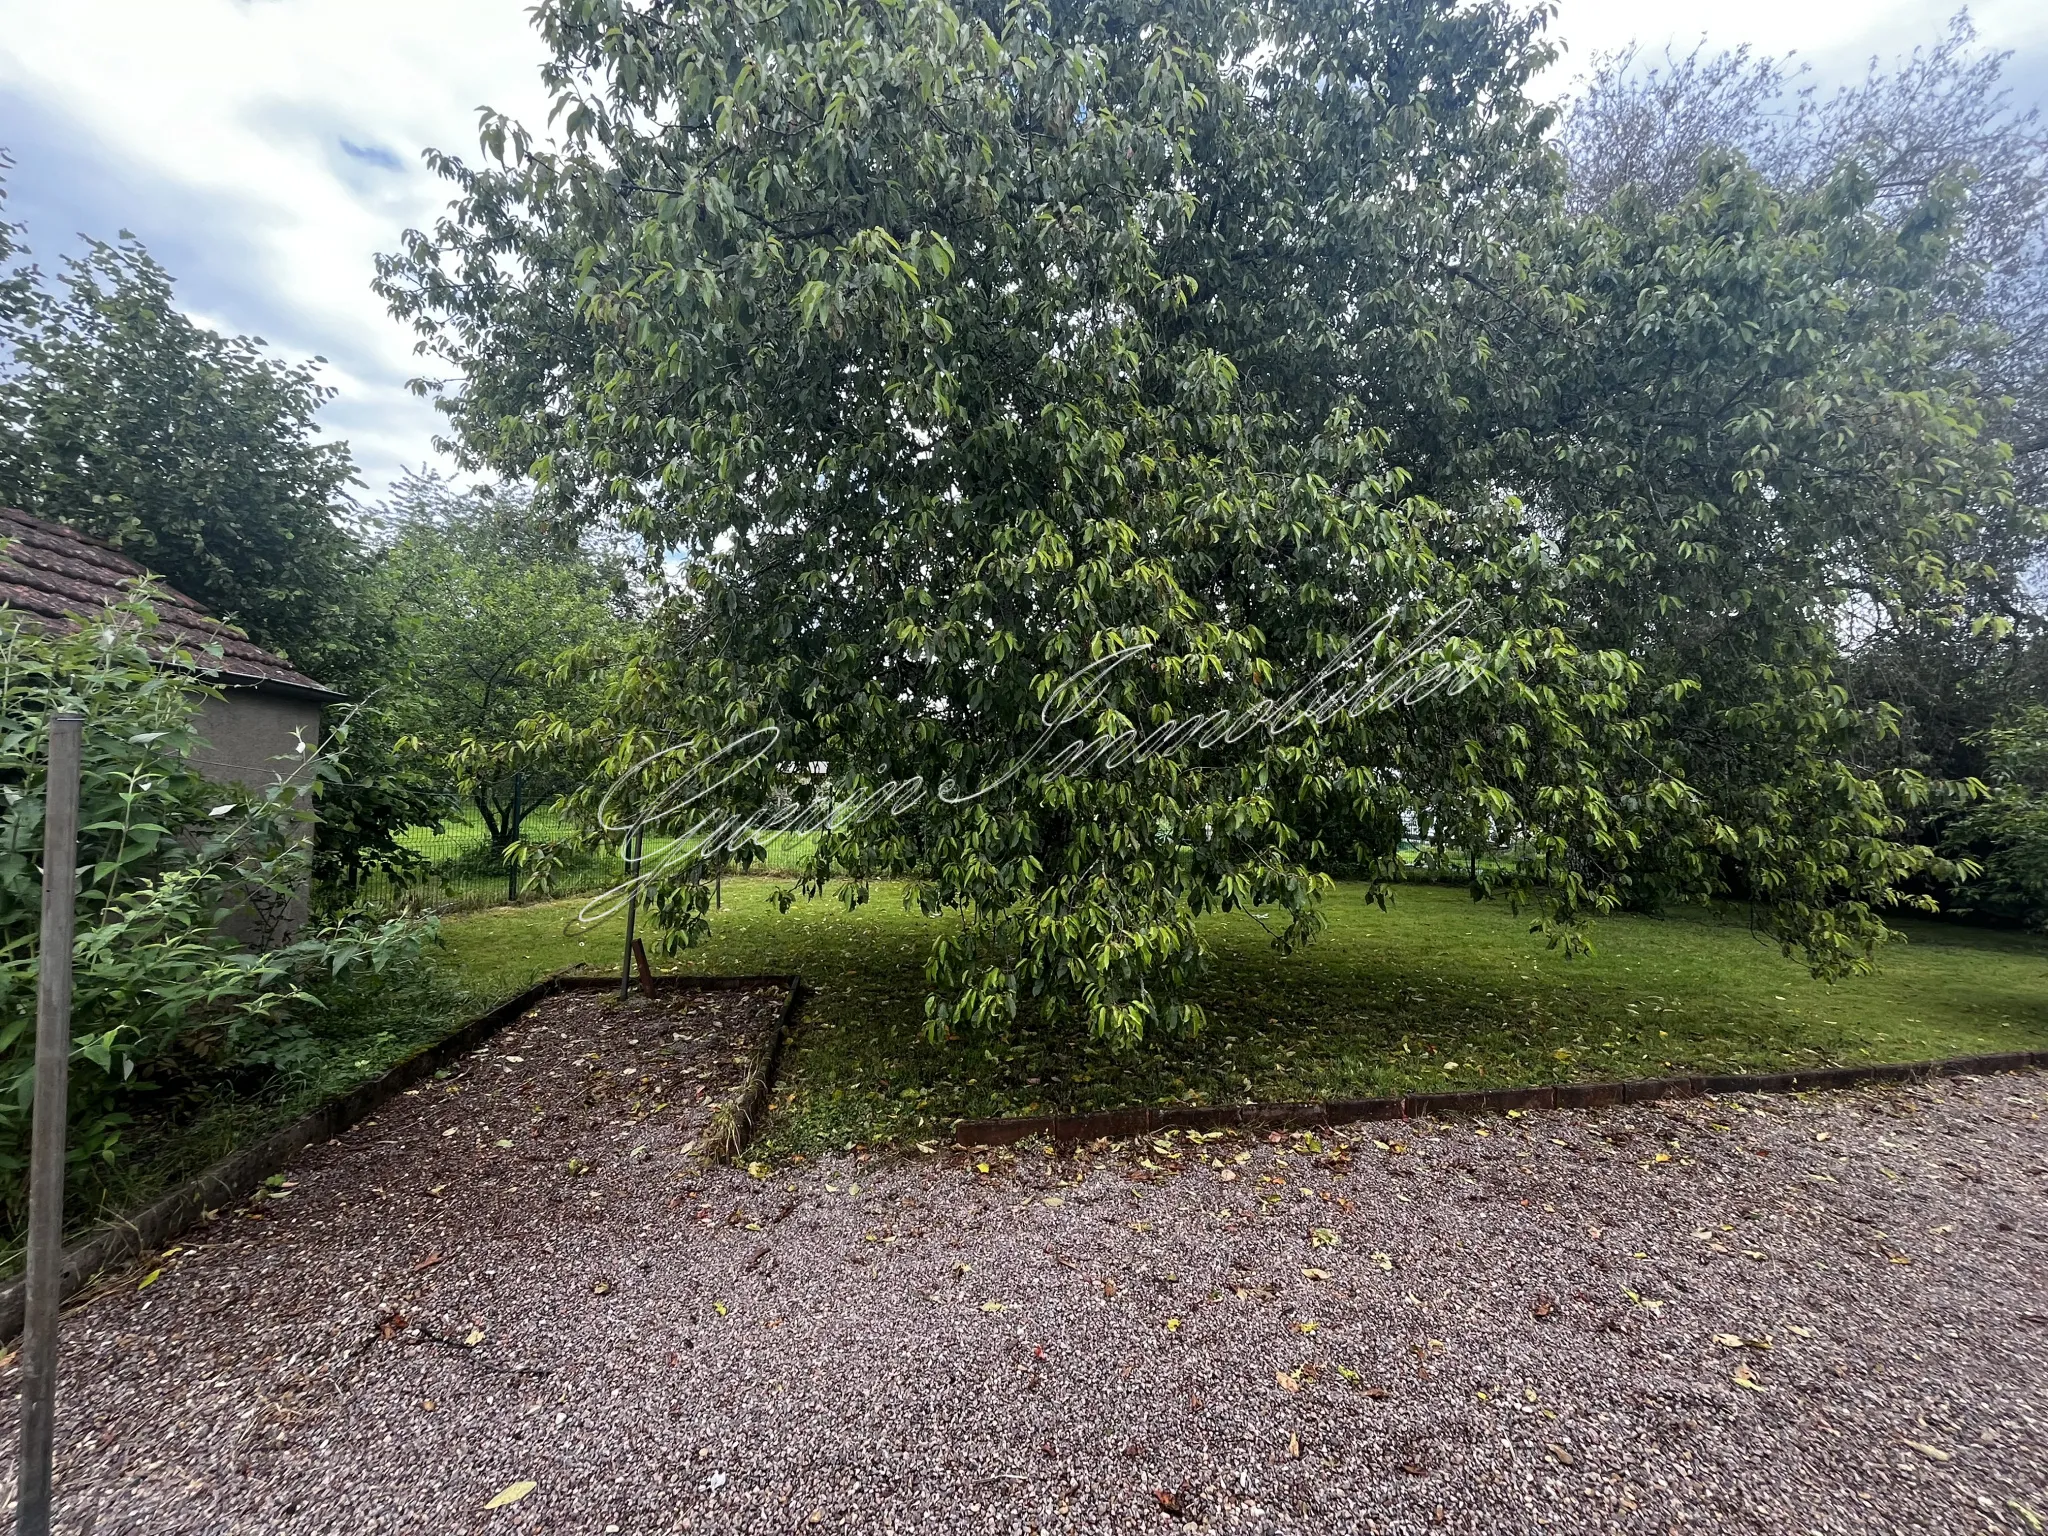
[1311,1228,1340,1248]
[1373,1253,1393,1271]
[1887,1254,1914,1265]
[1297,1320,1318,1334]
[412,1252,443,1273]
[1276,1371,1300,1392]
[465,1328,486,1346]
[1399,1459,1426,1476]
[590,1278,613,1296]
[952,1262,972,1277]
[1713,1334,1770,1350]
[1530,1296,1555,1319]
[1546,1444,1574,1467]
[981,1301,1007,1314]
[1101,1280,1118,1299]
[747,1162,770,1179]
[1301,1268,1331,1281]
[1287,1433,1301,1459]
[1731,1365,1767,1391]
[483,1480,535,1510]
[1042,1196,1063,1207]
[1905,1441,1951,1463]
[713,1301,727,1316]
[1165,1318,1181,1332]
[136,1270,161,1291]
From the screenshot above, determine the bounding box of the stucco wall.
[192,688,324,946]
[191,690,323,790]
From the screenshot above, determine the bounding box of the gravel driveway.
[1,985,2042,1536]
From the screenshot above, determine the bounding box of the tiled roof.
[0,506,342,699]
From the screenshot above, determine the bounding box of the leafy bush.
[0,589,431,1218]
[1943,706,2048,928]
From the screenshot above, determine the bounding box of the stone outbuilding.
[0,505,343,939]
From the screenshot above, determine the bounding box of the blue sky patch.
[339,139,403,171]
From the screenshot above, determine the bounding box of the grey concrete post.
[17,713,83,1536]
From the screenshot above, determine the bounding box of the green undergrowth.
[436,878,2048,1161]
[1,952,476,1274]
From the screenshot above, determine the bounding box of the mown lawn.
[438,877,2048,1158]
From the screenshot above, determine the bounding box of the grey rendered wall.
[191,690,322,790]
[191,688,323,945]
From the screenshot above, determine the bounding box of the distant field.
[437,878,2048,1156]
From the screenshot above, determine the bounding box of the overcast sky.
[2,0,2044,511]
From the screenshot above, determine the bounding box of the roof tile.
[0,506,341,698]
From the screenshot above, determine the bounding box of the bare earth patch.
[0,988,2042,1535]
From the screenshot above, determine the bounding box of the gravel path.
[1,988,2042,1536]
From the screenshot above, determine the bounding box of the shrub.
[0,589,431,1216]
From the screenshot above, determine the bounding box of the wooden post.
[17,713,82,1536]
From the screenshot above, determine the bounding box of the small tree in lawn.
[370,471,629,865]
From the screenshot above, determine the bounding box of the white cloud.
[0,0,2040,508]
[0,0,552,504]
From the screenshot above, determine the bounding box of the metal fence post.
[505,776,523,905]
[618,827,643,1001]
[17,712,83,1536]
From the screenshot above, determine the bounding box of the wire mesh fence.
[336,806,628,917]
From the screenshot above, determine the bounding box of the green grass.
[437,877,2048,1158]
[21,867,2036,1272]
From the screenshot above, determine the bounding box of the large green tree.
[0,219,372,683]
[379,0,2012,1043]
[1557,19,2048,919]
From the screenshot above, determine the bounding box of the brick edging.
[951,1049,2048,1147]
[0,968,803,1343]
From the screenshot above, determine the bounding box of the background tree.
[0,163,451,894]
[0,228,376,683]
[367,470,631,863]
[1558,15,2048,923]
[1943,704,2048,923]
[379,0,2014,1046]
